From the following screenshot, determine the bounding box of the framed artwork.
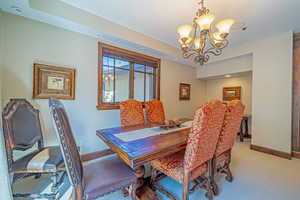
[179,83,191,100]
[223,86,241,101]
[33,63,76,99]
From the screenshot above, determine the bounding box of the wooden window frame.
[97,42,161,110]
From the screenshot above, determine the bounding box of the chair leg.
[211,180,219,196]
[122,186,129,197]
[209,158,219,196]
[74,185,84,200]
[150,167,158,187]
[223,153,233,182]
[182,182,189,200]
[51,172,59,193]
[205,178,214,200]
[130,184,137,200]
[218,162,233,182]
[224,165,233,182]
[182,172,190,200]
[151,168,177,200]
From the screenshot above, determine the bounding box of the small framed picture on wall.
[33,63,76,100]
[179,83,191,100]
[223,86,241,101]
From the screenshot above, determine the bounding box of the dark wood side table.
[239,114,251,142]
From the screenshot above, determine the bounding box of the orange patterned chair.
[150,100,226,200]
[145,99,166,124]
[210,100,245,195]
[119,99,145,127]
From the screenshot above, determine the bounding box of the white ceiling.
[61,0,300,48]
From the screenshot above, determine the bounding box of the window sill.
[96,102,150,110]
[96,104,120,110]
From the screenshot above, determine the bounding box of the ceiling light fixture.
[177,0,236,65]
[224,74,232,78]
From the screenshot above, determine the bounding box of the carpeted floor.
[14,140,300,200]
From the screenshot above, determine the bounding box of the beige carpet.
[97,141,300,200]
[13,141,300,200]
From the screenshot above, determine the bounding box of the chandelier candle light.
[177,0,235,65]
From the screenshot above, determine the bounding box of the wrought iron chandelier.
[177,0,235,65]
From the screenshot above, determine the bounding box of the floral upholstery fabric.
[215,100,245,157]
[145,99,166,124]
[151,100,226,183]
[119,99,145,127]
[184,100,226,172]
[151,150,207,184]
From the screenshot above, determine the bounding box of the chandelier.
[177,0,235,65]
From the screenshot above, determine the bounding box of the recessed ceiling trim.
[0,0,198,67]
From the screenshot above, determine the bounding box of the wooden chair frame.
[210,101,245,196]
[49,98,137,200]
[149,100,227,200]
[210,149,233,196]
[2,99,65,199]
[150,161,214,200]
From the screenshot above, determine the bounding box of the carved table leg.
[133,166,145,200]
[135,166,146,189]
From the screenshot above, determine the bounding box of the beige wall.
[29,0,183,61]
[1,13,206,153]
[161,59,206,119]
[205,74,252,115]
[0,11,13,200]
[197,31,293,154]
[251,32,293,153]
[197,54,253,79]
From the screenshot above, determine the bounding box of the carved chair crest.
[2,99,44,171]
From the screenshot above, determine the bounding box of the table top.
[96,123,191,168]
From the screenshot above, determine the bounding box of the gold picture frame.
[33,63,75,100]
[223,86,241,101]
[179,83,191,100]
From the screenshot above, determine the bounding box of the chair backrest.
[215,100,245,156]
[184,100,226,172]
[119,99,145,127]
[48,99,84,191]
[145,99,166,124]
[2,99,44,171]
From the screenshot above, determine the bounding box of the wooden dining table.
[96,121,191,200]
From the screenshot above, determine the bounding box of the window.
[97,43,160,110]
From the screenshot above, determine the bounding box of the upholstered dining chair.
[120,99,144,127]
[210,100,245,195]
[49,99,137,200]
[150,100,226,200]
[2,99,65,199]
[145,99,166,124]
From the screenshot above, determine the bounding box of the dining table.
[96,119,192,200]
